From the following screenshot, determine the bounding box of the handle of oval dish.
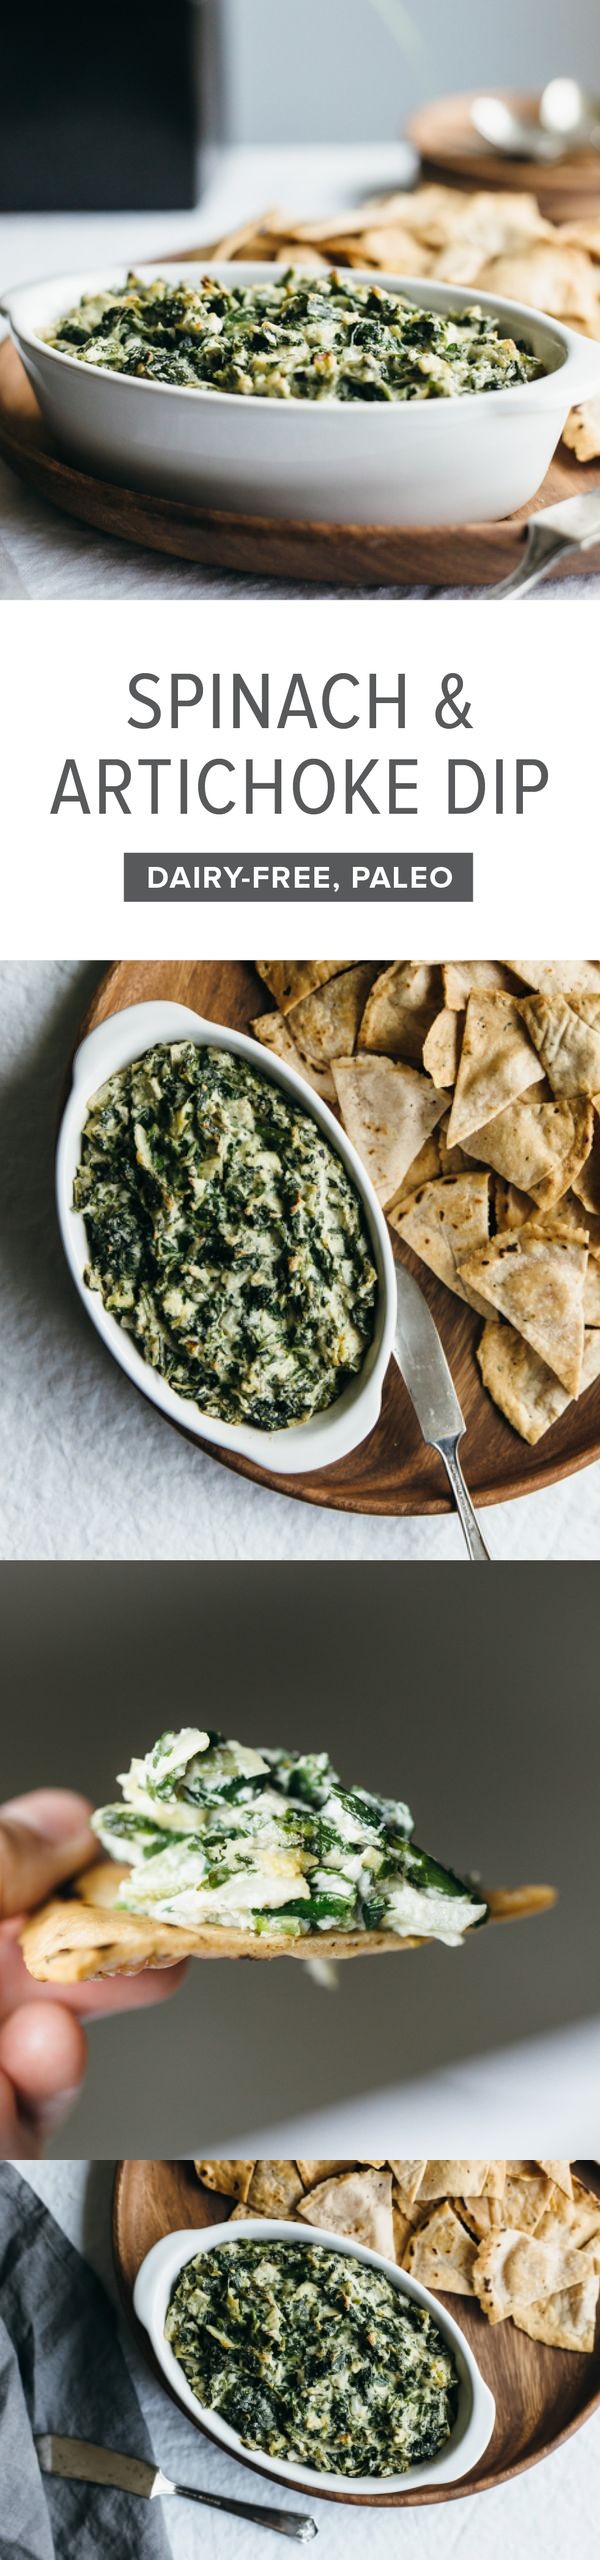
[70,1000,206,1087]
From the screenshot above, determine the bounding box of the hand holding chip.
[0,1791,188,2158]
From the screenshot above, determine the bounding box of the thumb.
[0,1792,96,1922]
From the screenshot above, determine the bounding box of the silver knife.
[486,487,600,598]
[393,1259,490,1560]
[36,2437,316,2541]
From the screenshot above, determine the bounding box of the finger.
[0,2061,25,2157]
[0,1793,96,1922]
[0,2001,87,2139]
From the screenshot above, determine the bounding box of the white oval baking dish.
[3,261,600,525]
[133,2218,496,2500]
[56,999,397,1477]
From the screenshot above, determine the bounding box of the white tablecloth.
[18,2157,600,2560]
[2,956,599,1561]
[0,146,599,604]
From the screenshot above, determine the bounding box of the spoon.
[540,78,600,149]
[470,95,565,163]
[486,488,600,598]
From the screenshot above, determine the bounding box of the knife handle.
[175,2483,316,2539]
[436,1437,491,1561]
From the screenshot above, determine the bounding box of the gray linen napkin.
[0,2164,170,2560]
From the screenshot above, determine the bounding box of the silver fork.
[486,488,600,597]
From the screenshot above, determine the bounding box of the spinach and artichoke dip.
[164,2239,459,2475]
[46,269,543,403]
[73,1041,377,1430]
[92,1727,487,1945]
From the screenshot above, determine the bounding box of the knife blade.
[36,2437,317,2539]
[392,1260,490,1557]
[393,1257,465,1446]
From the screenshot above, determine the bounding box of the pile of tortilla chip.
[251,959,600,1448]
[203,187,600,462]
[194,2156,600,2355]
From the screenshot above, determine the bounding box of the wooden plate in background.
[407,91,600,225]
[75,961,600,1517]
[113,2158,600,2508]
[1,339,599,591]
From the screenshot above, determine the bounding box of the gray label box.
[123,853,473,903]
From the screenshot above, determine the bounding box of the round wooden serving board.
[113,2159,600,2508]
[1,338,599,590]
[408,90,600,225]
[77,960,600,1518]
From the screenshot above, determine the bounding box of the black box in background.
[0,0,204,210]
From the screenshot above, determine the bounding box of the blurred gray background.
[3,1560,598,2155]
[216,0,600,141]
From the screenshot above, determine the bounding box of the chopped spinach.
[73,1041,377,1430]
[165,2240,459,2474]
[47,268,543,403]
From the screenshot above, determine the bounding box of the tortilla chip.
[514,2274,599,2354]
[288,964,380,1066]
[251,1010,336,1102]
[388,2161,426,2206]
[494,1179,536,1232]
[537,2179,600,2263]
[438,1113,469,1176]
[358,961,440,1062]
[296,2161,357,2187]
[443,962,517,1010]
[255,961,349,1014]
[473,2227,588,2324]
[562,398,600,462]
[228,2201,270,2221]
[297,2166,395,2259]
[456,2195,504,2240]
[392,2201,416,2262]
[573,1115,600,1216]
[332,1055,446,1210]
[499,2169,557,2233]
[418,2162,503,2203]
[388,1130,441,1212]
[520,994,600,1099]
[393,1172,492,1314]
[461,1227,586,1395]
[508,962,600,999]
[465,1096,593,1210]
[408,2203,478,2293]
[583,1253,600,1323]
[194,2160,255,2201]
[422,1008,463,1088]
[247,2161,305,2216]
[536,2162,573,2200]
[447,992,543,1148]
[478,1319,569,1442]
